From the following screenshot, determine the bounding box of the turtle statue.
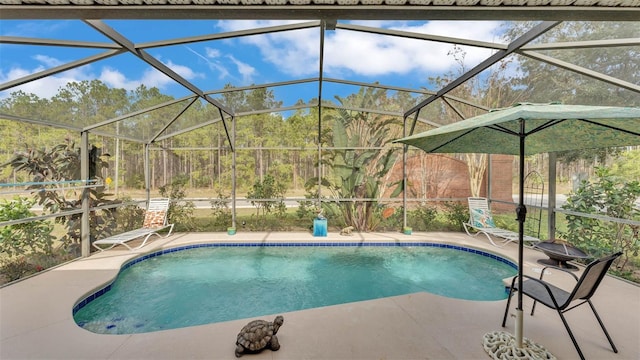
[235,315,284,357]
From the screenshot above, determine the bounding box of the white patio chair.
[463,197,540,248]
[92,198,174,251]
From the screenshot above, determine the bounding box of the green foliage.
[316,88,403,231]
[124,173,145,189]
[376,206,403,231]
[296,190,320,220]
[0,197,54,257]
[556,147,623,168]
[113,197,145,232]
[0,249,76,284]
[210,190,232,228]
[442,202,468,232]
[610,149,640,180]
[1,139,117,255]
[158,175,195,231]
[561,167,640,271]
[244,213,292,231]
[503,22,639,108]
[247,175,286,218]
[412,203,438,230]
[0,257,39,282]
[501,22,639,168]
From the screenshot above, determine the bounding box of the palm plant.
[318,88,402,231]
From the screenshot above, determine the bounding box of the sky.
[0,19,509,109]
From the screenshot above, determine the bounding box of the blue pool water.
[73,243,516,334]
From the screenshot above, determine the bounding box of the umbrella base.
[483,331,555,360]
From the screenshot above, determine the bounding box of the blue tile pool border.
[72,242,517,315]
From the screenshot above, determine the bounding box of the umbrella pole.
[516,120,527,348]
[483,119,555,360]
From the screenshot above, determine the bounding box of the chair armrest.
[540,265,579,282]
[509,274,555,287]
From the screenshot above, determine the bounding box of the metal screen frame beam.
[404,21,561,120]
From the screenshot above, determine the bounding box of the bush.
[0,257,38,283]
[413,203,438,230]
[113,197,145,232]
[0,197,54,257]
[210,190,232,229]
[296,190,319,220]
[443,201,468,231]
[247,175,286,218]
[0,249,76,284]
[561,167,640,272]
[243,213,292,231]
[1,141,117,256]
[159,175,195,231]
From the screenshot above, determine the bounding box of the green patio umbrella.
[394,102,640,358]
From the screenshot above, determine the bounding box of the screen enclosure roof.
[1,2,639,144]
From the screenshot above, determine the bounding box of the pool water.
[74,244,516,334]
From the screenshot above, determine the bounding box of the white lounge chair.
[463,197,540,248]
[92,198,174,251]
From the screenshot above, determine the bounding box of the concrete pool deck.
[1,231,639,359]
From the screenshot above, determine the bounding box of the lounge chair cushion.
[143,210,167,228]
[470,208,496,228]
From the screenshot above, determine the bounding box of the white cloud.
[161,59,204,82]
[139,68,174,89]
[99,67,140,91]
[129,59,204,91]
[1,20,507,100]
[227,55,256,84]
[32,55,64,68]
[216,20,320,76]
[0,68,66,99]
[0,55,95,99]
[186,46,231,80]
[206,48,222,58]
[214,20,503,79]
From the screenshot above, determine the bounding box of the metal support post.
[231,116,237,229]
[145,143,150,202]
[80,131,90,257]
[548,152,557,240]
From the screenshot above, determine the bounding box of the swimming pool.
[73,242,517,334]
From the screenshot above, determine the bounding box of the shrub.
[0,197,54,257]
[210,190,232,229]
[561,167,640,272]
[113,197,145,232]
[159,175,195,231]
[0,257,38,282]
[414,203,438,230]
[296,190,319,220]
[443,201,468,231]
[247,175,286,218]
[1,141,116,256]
[0,249,76,284]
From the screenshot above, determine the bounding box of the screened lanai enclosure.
[1,3,639,274]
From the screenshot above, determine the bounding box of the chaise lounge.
[463,197,540,248]
[92,198,174,251]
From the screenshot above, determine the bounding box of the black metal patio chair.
[502,251,623,360]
